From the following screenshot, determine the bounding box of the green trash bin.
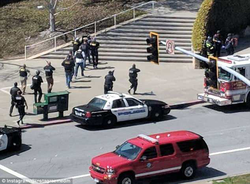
[33,102,47,115]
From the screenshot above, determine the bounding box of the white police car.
[0,126,22,152]
[71,92,170,126]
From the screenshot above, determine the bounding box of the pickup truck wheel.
[118,174,135,184]
[103,116,116,127]
[11,136,22,151]
[181,163,196,179]
[246,93,250,108]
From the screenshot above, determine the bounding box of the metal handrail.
[25,1,156,59]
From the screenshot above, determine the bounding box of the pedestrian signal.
[205,56,218,88]
[146,32,159,64]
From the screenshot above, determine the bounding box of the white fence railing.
[25,1,156,60]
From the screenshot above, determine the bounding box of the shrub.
[192,0,250,52]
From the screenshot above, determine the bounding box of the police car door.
[111,99,130,122]
[125,98,148,120]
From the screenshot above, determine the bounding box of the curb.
[20,118,73,129]
[170,100,205,109]
[18,100,204,129]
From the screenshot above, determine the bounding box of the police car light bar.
[107,91,124,97]
[138,134,158,144]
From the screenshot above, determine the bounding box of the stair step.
[109,29,192,35]
[148,15,196,20]
[131,21,194,27]
[99,52,192,58]
[99,32,191,38]
[120,25,193,31]
[141,17,195,23]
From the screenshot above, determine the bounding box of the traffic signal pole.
[173,46,250,87]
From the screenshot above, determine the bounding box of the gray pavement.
[1,40,250,128]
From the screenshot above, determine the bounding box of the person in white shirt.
[74,48,85,79]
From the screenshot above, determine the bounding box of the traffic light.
[146,32,159,64]
[205,56,218,88]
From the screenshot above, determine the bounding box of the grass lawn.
[213,174,250,184]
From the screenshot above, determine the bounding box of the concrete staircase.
[40,14,195,63]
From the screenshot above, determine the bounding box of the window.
[177,138,208,153]
[160,144,174,156]
[235,67,245,80]
[88,98,107,109]
[114,142,142,160]
[141,147,157,159]
[112,99,125,108]
[126,98,143,107]
[218,68,231,81]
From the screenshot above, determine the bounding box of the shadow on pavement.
[136,92,156,96]
[204,103,250,114]
[137,167,226,184]
[71,86,91,89]
[83,75,101,78]
[75,115,176,131]
[87,66,115,70]
[0,144,31,160]
[72,80,91,83]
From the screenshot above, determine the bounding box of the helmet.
[228,33,232,37]
[207,36,212,40]
[109,71,112,74]
[36,70,40,75]
[14,82,18,87]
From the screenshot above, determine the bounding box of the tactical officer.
[104,71,116,94]
[9,82,21,117]
[90,37,100,69]
[19,64,30,95]
[128,64,140,94]
[225,33,235,55]
[80,38,91,64]
[213,30,222,57]
[72,37,81,55]
[31,70,43,103]
[205,36,214,57]
[62,56,75,88]
[15,90,28,125]
[44,61,55,93]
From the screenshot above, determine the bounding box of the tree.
[44,0,58,32]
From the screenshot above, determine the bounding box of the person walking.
[213,30,222,57]
[44,61,55,93]
[9,82,21,117]
[74,48,85,79]
[128,64,140,94]
[80,38,91,65]
[72,37,81,55]
[19,64,30,95]
[90,37,100,69]
[15,90,28,125]
[104,71,116,94]
[31,70,43,103]
[62,56,75,88]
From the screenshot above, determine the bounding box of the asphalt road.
[1,104,250,184]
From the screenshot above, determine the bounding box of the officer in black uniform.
[15,90,28,125]
[128,64,140,94]
[104,71,116,94]
[9,82,21,117]
[72,38,81,55]
[90,38,100,69]
[31,70,43,103]
[62,56,75,88]
[44,61,55,93]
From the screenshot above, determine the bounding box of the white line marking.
[1,146,250,183]
[0,164,38,184]
[0,89,10,95]
[210,146,250,156]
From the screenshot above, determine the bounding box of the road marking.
[210,146,250,156]
[0,164,38,184]
[0,81,60,95]
[1,146,250,183]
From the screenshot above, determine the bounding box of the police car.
[0,126,22,152]
[70,92,170,126]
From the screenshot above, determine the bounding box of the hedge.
[192,0,250,52]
